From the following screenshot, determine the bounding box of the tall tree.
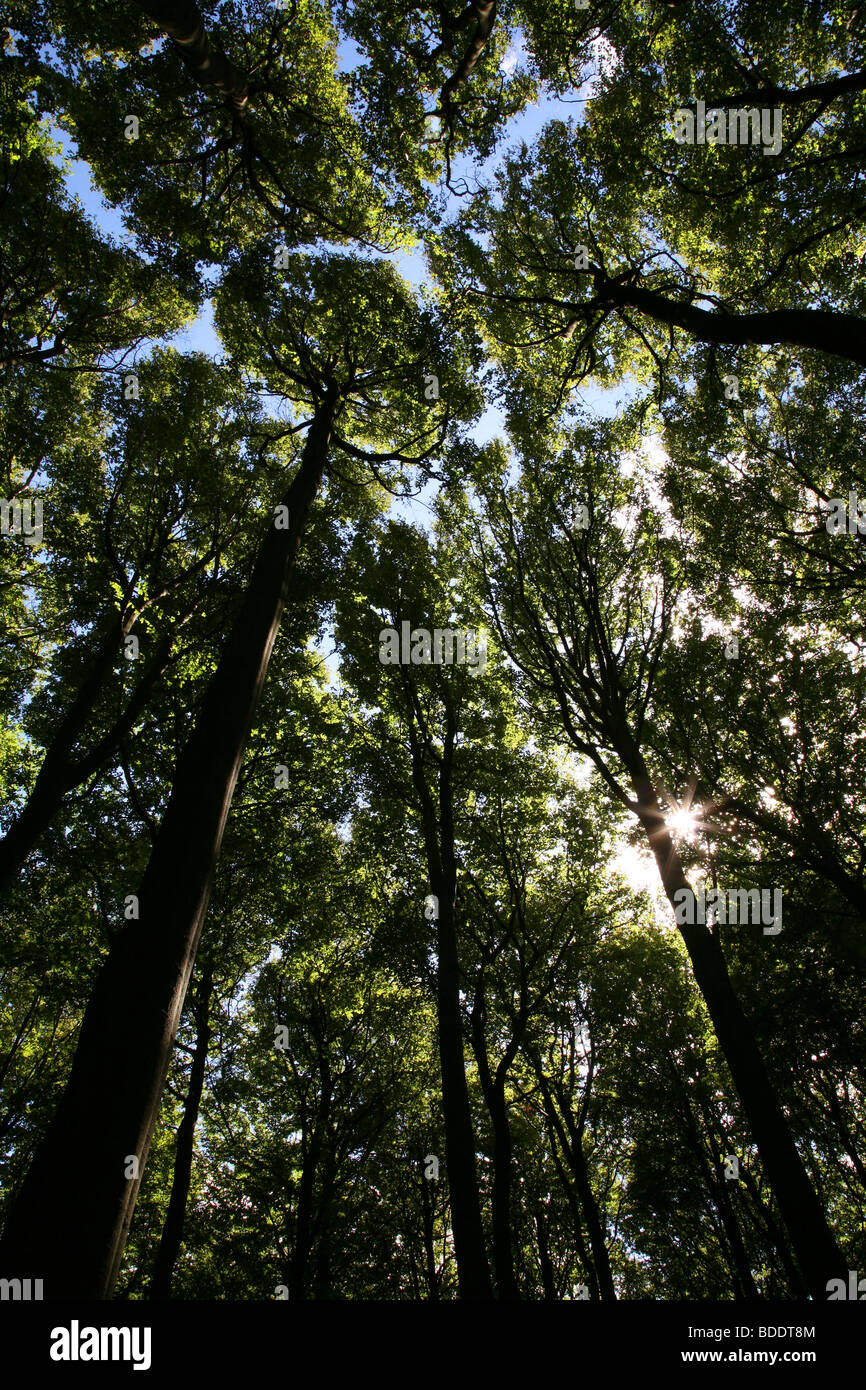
[0,255,475,1296]
[472,427,848,1297]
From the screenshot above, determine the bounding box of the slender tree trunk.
[622,737,846,1299]
[482,1076,518,1298]
[712,1165,760,1301]
[726,794,866,934]
[534,1065,616,1299]
[561,1123,616,1300]
[433,876,493,1298]
[420,1165,439,1300]
[819,1081,866,1191]
[407,717,492,1299]
[672,1066,760,1299]
[739,1166,810,1298]
[0,617,118,886]
[469,987,519,1298]
[288,1077,331,1301]
[0,392,339,1297]
[0,627,172,893]
[546,1127,598,1297]
[149,967,212,1300]
[534,1207,557,1301]
[403,1194,422,1300]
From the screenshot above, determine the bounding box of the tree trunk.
[287,1074,331,1301]
[149,967,212,1300]
[0,392,339,1297]
[533,1064,616,1299]
[670,1061,760,1299]
[433,876,493,1298]
[546,1125,598,1297]
[534,1207,557,1301]
[707,70,866,111]
[623,737,846,1299]
[311,1150,336,1301]
[0,626,172,893]
[133,1,249,112]
[407,716,492,1299]
[469,986,519,1298]
[420,1163,440,1300]
[739,1165,810,1298]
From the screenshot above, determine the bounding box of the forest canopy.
[0,0,864,1306]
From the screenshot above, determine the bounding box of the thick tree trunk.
[0,393,339,1297]
[441,1,498,105]
[133,1,249,112]
[481,1077,518,1298]
[311,1148,336,1300]
[149,967,212,1300]
[707,70,866,111]
[607,283,866,367]
[623,738,846,1299]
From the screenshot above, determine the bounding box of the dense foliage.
[0,0,864,1301]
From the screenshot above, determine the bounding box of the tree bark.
[287,1070,331,1301]
[407,711,492,1298]
[546,1121,598,1297]
[149,966,212,1300]
[420,1162,440,1300]
[432,866,493,1297]
[533,1063,616,1299]
[440,1,498,106]
[739,1164,810,1298]
[706,70,866,111]
[133,1,249,113]
[564,270,866,366]
[622,736,846,1300]
[469,983,519,1298]
[0,391,339,1297]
